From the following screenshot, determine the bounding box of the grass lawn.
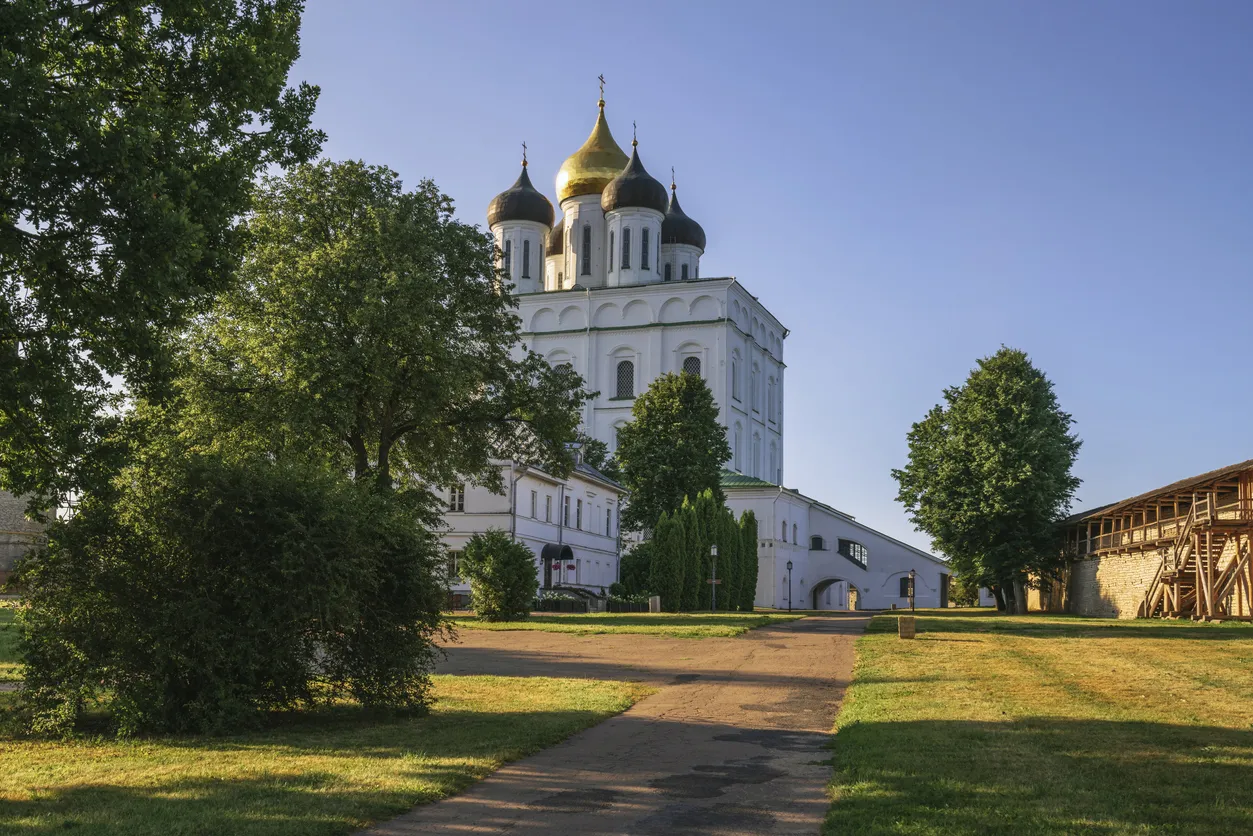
[1,675,649,835]
[827,609,1253,835]
[450,611,804,638]
[0,600,19,681]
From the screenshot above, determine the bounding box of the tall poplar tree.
[892,347,1081,613]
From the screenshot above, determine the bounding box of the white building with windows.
[475,88,949,609]
[440,462,625,607]
[721,473,951,611]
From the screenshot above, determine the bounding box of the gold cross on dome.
[598,74,605,99]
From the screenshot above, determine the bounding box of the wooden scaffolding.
[1063,461,1253,620]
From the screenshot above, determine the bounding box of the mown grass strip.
[1,675,650,835]
[827,610,1253,836]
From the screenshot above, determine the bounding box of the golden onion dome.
[554,98,629,203]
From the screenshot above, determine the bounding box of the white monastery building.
[448,87,950,609]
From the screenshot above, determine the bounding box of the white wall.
[516,278,786,482]
[725,486,950,611]
[439,465,623,597]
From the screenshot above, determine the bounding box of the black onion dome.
[487,165,554,228]
[546,217,564,256]
[662,188,706,251]
[601,145,668,214]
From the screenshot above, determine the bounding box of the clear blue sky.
[291,1,1253,553]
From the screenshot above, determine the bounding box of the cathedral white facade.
[455,88,950,610]
[488,93,784,482]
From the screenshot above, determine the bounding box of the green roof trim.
[720,469,777,488]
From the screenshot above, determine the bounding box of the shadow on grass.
[827,717,1253,835]
[0,703,628,835]
[868,612,1253,641]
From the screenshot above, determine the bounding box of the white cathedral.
[442,90,950,612]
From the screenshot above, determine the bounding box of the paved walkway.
[364,613,869,836]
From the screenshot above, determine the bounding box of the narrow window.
[503,240,512,276]
[449,484,465,512]
[522,240,530,278]
[581,224,591,275]
[621,227,631,269]
[606,507,612,536]
[732,359,740,399]
[793,523,798,544]
[641,227,651,270]
[781,521,787,542]
[608,231,615,272]
[447,550,462,582]
[682,356,701,377]
[768,379,776,421]
[900,577,910,598]
[615,360,634,399]
[681,263,689,281]
[576,498,583,530]
[530,490,537,518]
[564,495,571,527]
[546,495,552,522]
[664,263,672,281]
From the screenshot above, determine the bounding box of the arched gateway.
[811,577,860,611]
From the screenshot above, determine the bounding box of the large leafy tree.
[892,347,1081,613]
[616,372,731,532]
[181,160,588,493]
[0,0,322,506]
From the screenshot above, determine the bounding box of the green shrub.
[460,530,538,621]
[15,453,446,736]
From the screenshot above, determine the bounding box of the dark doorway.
[540,543,573,590]
[939,573,950,608]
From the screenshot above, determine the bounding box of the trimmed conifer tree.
[649,511,685,612]
[715,510,741,612]
[678,496,702,611]
[739,510,759,611]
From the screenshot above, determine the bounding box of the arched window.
[781,521,787,542]
[581,225,592,275]
[751,366,759,412]
[731,357,740,400]
[664,263,672,282]
[503,239,512,276]
[641,227,651,270]
[752,433,761,477]
[767,378,776,421]
[608,231,615,272]
[615,360,634,399]
[769,445,777,485]
[792,523,798,544]
[733,423,742,471]
[682,356,701,377]
[810,535,825,550]
[681,263,689,281]
[621,227,631,269]
[521,240,530,278]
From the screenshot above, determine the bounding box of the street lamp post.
[710,544,719,612]
[908,568,917,612]
[786,560,793,613]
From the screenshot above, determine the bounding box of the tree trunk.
[991,584,1007,612]
[1013,577,1028,615]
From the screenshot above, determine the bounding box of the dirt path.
[364,613,869,835]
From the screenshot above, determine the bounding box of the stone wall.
[1067,551,1162,618]
[0,491,43,585]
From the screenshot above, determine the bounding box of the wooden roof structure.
[1063,459,1253,620]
